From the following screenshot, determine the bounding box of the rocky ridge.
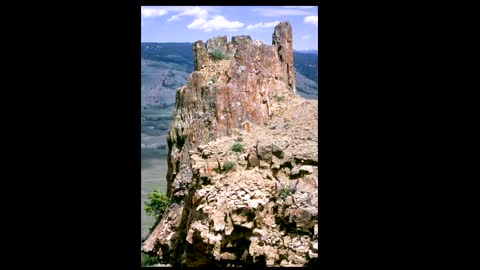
[141,21,318,267]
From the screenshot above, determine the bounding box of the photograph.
[141,5,318,267]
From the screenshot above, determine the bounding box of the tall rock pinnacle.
[273,21,296,93]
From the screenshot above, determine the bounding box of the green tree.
[144,188,170,219]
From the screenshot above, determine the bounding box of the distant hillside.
[141,42,194,71]
[293,51,318,84]
[141,43,194,151]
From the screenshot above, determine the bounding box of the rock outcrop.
[142,21,317,267]
[273,21,296,93]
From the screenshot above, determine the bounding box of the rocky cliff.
[141,21,318,267]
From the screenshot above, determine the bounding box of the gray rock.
[212,211,226,232]
[291,166,300,176]
[293,255,307,265]
[272,143,284,159]
[259,160,270,169]
[253,228,265,236]
[220,252,236,260]
[202,149,213,158]
[284,196,293,206]
[206,35,228,56]
[248,200,259,208]
[242,221,254,229]
[271,155,282,165]
[308,250,318,259]
[283,235,291,247]
[247,149,260,168]
[299,165,314,174]
[256,140,273,162]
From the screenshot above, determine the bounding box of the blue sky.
[141,6,318,51]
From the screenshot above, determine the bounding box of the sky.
[141,6,318,51]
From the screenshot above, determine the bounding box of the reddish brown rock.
[273,21,296,93]
[193,40,209,71]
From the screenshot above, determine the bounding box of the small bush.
[279,184,294,200]
[210,75,217,84]
[144,188,170,219]
[275,94,285,102]
[222,161,236,172]
[275,178,299,201]
[141,253,160,266]
[231,142,245,152]
[210,49,226,60]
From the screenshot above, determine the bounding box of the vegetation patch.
[145,188,170,219]
[222,161,236,172]
[210,75,217,84]
[231,142,245,152]
[278,184,294,200]
[141,253,160,266]
[275,177,299,201]
[210,49,227,60]
[274,94,285,102]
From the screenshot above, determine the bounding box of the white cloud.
[304,16,318,27]
[142,6,216,21]
[284,6,316,9]
[141,8,168,18]
[187,15,244,32]
[252,8,313,17]
[167,6,209,22]
[302,35,311,40]
[183,6,208,17]
[167,15,180,22]
[246,20,280,30]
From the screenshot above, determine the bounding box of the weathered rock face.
[273,21,296,93]
[142,21,317,267]
[193,40,209,71]
[206,35,228,56]
[181,101,318,267]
